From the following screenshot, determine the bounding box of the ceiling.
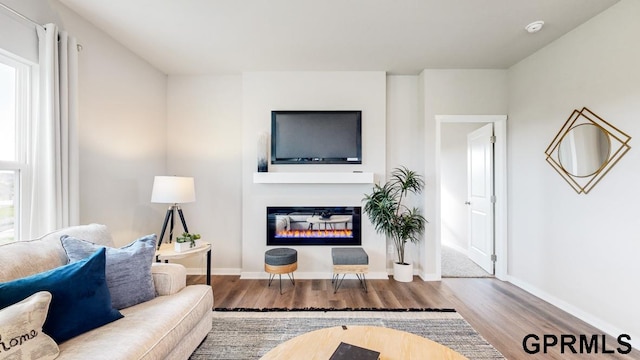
[58,0,619,75]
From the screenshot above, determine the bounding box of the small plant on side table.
[176,232,201,249]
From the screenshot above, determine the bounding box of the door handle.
[465,201,471,205]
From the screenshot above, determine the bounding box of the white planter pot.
[393,262,413,282]
[174,240,203,252]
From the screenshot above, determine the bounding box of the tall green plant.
[363,167,427,264]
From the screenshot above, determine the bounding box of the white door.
[467,123,495,274]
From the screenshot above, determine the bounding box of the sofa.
[0,224,213,360]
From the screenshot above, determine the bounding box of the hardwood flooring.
[187,275,640,360]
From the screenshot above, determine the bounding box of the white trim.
[434,115,508,281]
[185,267,242,276]
[0,51,34,242]
[418,272,440,281]
[239,271,389,280]
[506,275,640,350]
[493,117,508,280]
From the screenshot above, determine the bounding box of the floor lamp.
[151,176,196,249]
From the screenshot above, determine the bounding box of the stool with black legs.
[264,248,297,295]
[331,247,369,293]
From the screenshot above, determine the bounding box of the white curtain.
[29,23,79,237]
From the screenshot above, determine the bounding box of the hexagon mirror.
[545,107,631,194]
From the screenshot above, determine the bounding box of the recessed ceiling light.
[525,21,545,33]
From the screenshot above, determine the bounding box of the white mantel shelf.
[253,172,374,184]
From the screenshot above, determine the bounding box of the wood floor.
[187,275,640,360]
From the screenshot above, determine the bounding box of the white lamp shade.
[151,176,196,204]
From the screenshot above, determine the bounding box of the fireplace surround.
[266,206,361,246]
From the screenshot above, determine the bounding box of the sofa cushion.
[0,248,123,343]
[0,224,114,283]
[151,263,187,296]
[331,247,369,265]
[0,291,59,360]
[57,285,213,360]
[61,234,157,309]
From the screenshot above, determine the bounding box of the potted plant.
[175,232,202,252]
[363,167,427,282]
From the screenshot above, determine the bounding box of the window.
[0,51,33,244]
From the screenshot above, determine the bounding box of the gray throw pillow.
[61,234,157,309]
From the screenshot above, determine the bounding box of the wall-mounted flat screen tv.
[271,110,362,164]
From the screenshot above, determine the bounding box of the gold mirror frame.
[545,107,631,194]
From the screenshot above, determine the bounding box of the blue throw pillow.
[0,248,123,343]
[61,234,157,309]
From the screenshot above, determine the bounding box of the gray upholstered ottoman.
[331,247,368,293]
[264,248,297,294]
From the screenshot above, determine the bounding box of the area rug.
[442,244,493,278]
[189,310,505,359]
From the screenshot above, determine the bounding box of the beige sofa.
[0,224,213,360]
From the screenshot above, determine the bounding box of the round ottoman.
[265,248,297,294]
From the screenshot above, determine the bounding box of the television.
[271,110,362,164]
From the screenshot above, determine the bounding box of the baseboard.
[418,272,441,281]
[187,268,390,280]
[240,271,390,280]
[186,267,241,276]
[185,266,480,283]
[188,267,468,282]
[506,275,639,350]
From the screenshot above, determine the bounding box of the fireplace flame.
[275,229,353,238]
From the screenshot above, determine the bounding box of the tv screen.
[271,110,362,164]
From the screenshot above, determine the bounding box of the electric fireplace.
[267,206,361,246]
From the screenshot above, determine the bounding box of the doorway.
[435,115,507,280]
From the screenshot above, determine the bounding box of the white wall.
[420,69,509,278]
[54,3,167,245]
[0,1,168,245]
[507,0,640,346]
[386,75,424,269]
[241,72,387,278]
[441,122,485,252]
[166,75,243,272]
[8,0,636,344]
[165,73,420,275]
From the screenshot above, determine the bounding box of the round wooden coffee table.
[261,325,469,359]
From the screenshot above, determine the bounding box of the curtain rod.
[0,3,83,51]
[0,2,44,30]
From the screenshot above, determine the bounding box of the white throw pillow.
[0,291,59,360]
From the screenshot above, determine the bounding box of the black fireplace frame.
[266,206,362,246]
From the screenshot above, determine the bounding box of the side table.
[156,242,211,285]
